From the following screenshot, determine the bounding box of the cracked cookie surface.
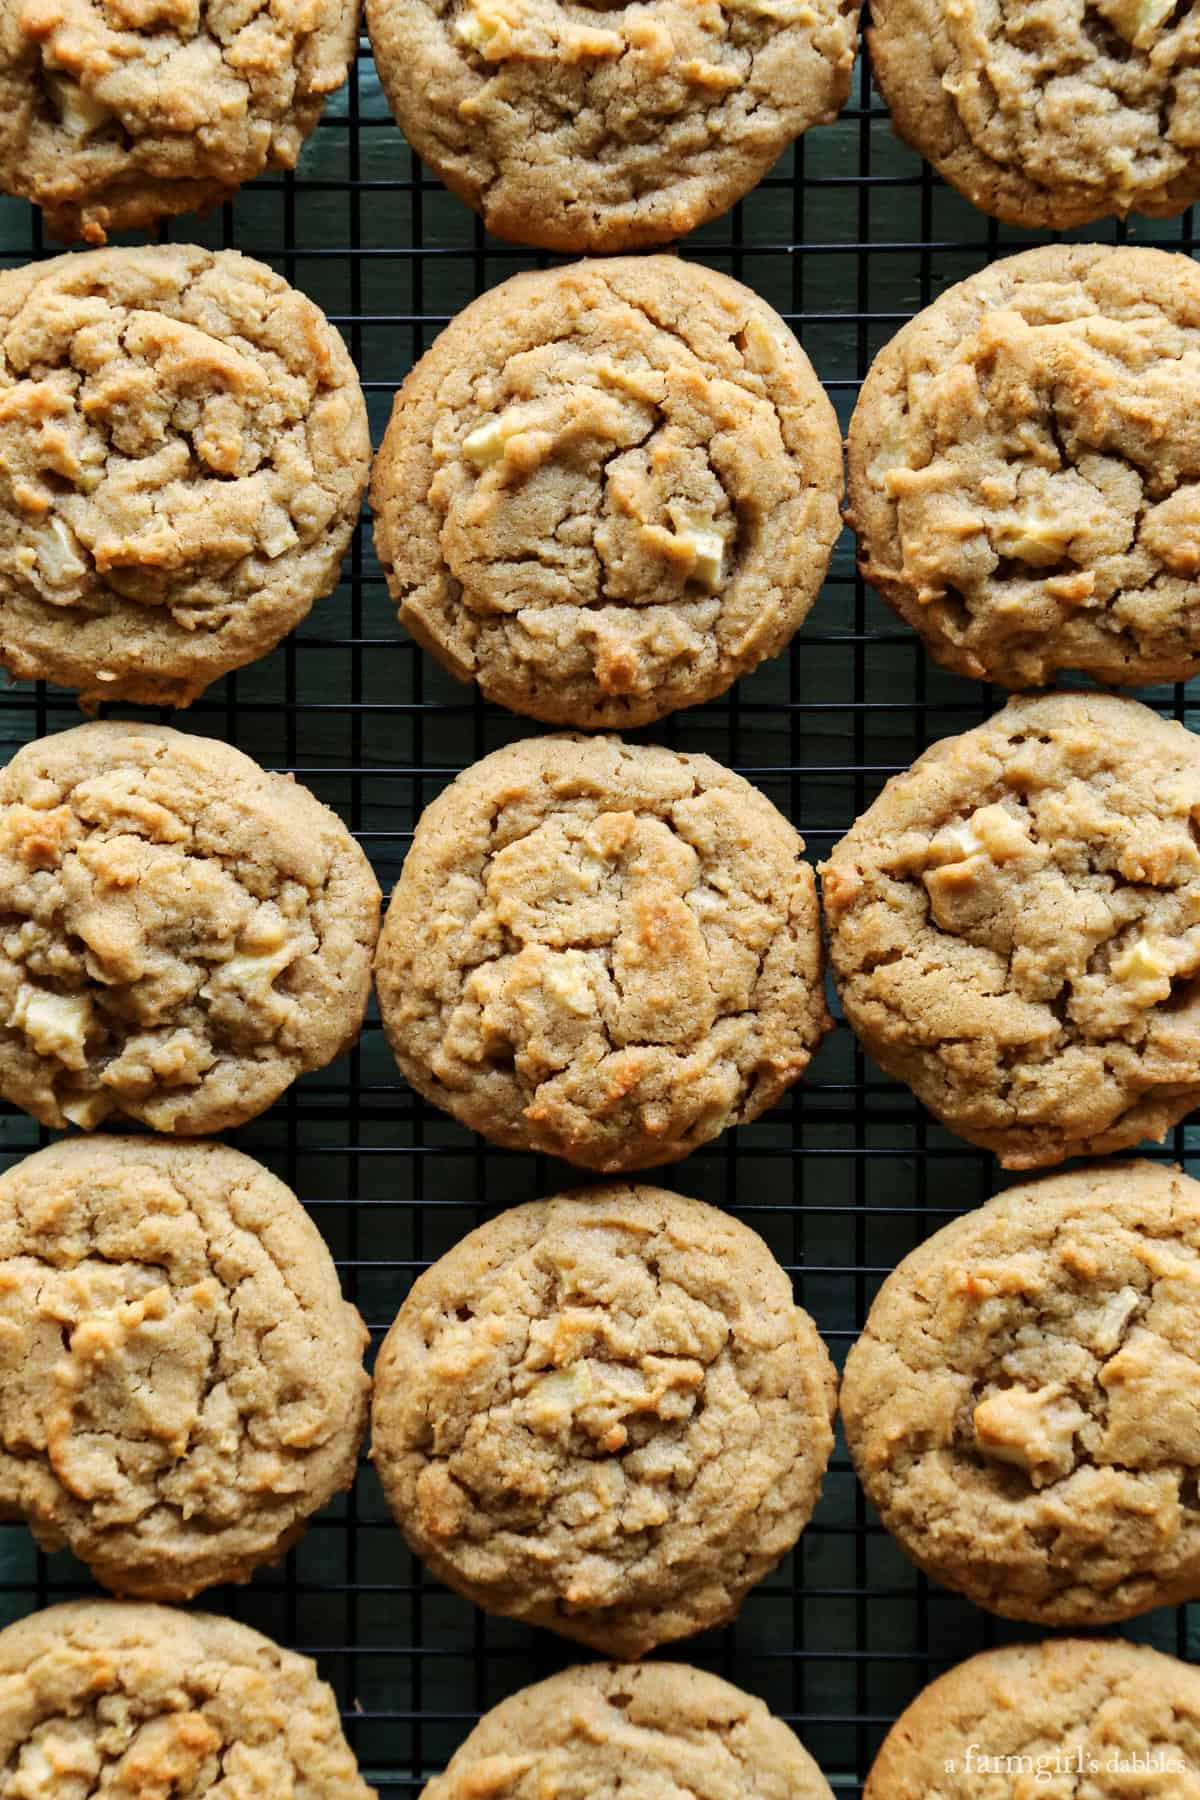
[870,0,1200,230]
[0,0,358,244]
[0,1136,369,1600]
[371,257,843,729]
[421,1660,834,1800]
[0,720,380,1133]
[0,246,370,710]
[865,1637,1200,1799]
[850,245,1200,691]
[372,1184,835,1657]
[820,691,1200,1168]
[376,734,829,1171]
[843,1161,1200,1626]
[366,0,858,252]
[0,1599,375,1797]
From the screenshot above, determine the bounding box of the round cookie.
[0,0,358,244]
[376,734,830,1170]
[844,1161,1200,1626]
[421,1661,834,1800]
[0,246,370,709]
[820,690,1200,1169]
[0,720,381,1134]
[849,244,1200,691]
[869,0,1200,230]
[864,1638,1200,1799]
[366,0,858,253]
[371,257,843,729]
[0,1600,375,1796]
[0,1136,369,1600]
[373,1184,836,1657]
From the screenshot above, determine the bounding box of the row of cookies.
[8,1131,1199,1647]
[0,1599,1194,1800]
[1,0,1196,248]
[4,687,1200,1174]
[8,241,1200,728]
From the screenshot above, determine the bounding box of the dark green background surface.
[1,28,1199,1794]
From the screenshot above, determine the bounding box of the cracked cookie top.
[375,734,829,1171]
[0,1136,369,1601]
[0,1599,375,1797]
[0,246,370,710]
[422,1660,835,1799]
[0,721,380,1133]
[0,0,358,243]
[869,0,1200,229]
[372,1184,836,1657]
[865,1638,1200,1799]
[366,0,858,251]
[849,245,1200,691]
[371,258,843,728]
[820,691,1200,1168]
[843,1161,1200,1627]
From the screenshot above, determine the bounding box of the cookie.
[0,1136,369,1600]
[0,720,381,1133]
[844,1160,1200,1625]
[366,0,858,253]
[869,0,1200,230]
[0,246,370,710]
[0,0,358,244]
[371,257,843,729]
[376,734,829,1170]
[820,690,1200,1169]
[0,1599,375,1796]
[864,1638,1200,1799]
[421,1661,834,1800]
[373,1183,835,1657]
[849,244,1200,691]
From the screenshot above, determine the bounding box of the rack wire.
[2,18,1200,1795]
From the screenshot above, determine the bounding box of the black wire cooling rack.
[2,19,1200,1796]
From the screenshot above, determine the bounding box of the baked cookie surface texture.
[376,734,829,1170]
[849,245,1200,690]
[372,1183,836,1656]
[372,257,843,728]
[843,1160,1200,1625]
[0,0,359,243]
[821,691,1200,1168]
[366,0,859,250]
[0,1600,377,1797]
[420,1661,835,1800]
[864,1638,1200,1800]
[869,0,1200,229]
[0,721,381,1133]
[0,246,370,709]
[0,1136,369,1600]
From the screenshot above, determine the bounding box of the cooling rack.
[1,19,1199,1795]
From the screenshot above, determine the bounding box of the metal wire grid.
[2,20,1200,1795]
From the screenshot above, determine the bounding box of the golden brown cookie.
[372,1183,835,1657]
[0,1600,376,1796]
[869,0,1200,230]
[421,1661,834,1800]
[376,734,829,1171]
[0,0,359,244]
[849,245,1200,691]
[0,246,370,710]
[864,1638,1200,1799]
[371,257,843,729]
[844,1161,1200,1626]
[0,720,381,1133]
[820,690,1200,1169]
[366,0,858,252]
[0,1136,369,1600]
